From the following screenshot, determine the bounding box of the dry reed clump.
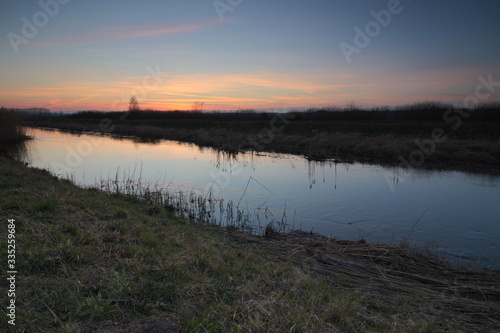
[455,150,497,165]
[191,127,248,152]
[429,139,500,166]
[110,124,135,136]
[34,121,87,133]
[491,140,500,162]
[228,230,500,330]
[134,125,165,139]
[192,127,232,149]
[0,108,29,143]
[192,128,211,143]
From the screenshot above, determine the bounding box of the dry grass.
[1,156,499,332]
[234,231,500,331]
[0,108,29,143]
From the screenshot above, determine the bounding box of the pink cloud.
[33,19,226,47]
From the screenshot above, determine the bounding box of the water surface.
[22,128,500,267]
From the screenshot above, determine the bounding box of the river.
[19,128,500,267]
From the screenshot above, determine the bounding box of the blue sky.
[1,0,499,111]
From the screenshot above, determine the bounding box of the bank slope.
[0,156,499,332]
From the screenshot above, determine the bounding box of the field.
[1,156,499,332]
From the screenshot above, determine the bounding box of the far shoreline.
[26,120,500,175]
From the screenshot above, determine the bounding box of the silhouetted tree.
[129,96,140,112]
[191,101,204,112]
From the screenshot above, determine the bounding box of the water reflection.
[210,150,244,172]
[210,151,350,190]
[307,160,345,189]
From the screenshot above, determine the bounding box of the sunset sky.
[1,0,500,112]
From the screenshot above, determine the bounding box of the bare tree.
[191,101,204,112]
[129,96,140,112]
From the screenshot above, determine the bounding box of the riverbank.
[29,114,500,174]
[0,108,31,145]
[1,156,499,332]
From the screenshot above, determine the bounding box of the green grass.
[0,156,498,332]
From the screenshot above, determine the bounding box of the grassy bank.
[29,108,500,174]
[1,156,499,332]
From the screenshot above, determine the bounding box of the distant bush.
[0,108,29,143]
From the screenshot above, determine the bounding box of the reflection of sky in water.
[23,128,500,267]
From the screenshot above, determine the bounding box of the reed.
[92,169,289,235]
[0,108,29,143]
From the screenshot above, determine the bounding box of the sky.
[1,0,500,112]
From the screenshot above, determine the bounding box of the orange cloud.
[1,65,489,111]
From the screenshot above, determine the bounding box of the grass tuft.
[35,197,60,213]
